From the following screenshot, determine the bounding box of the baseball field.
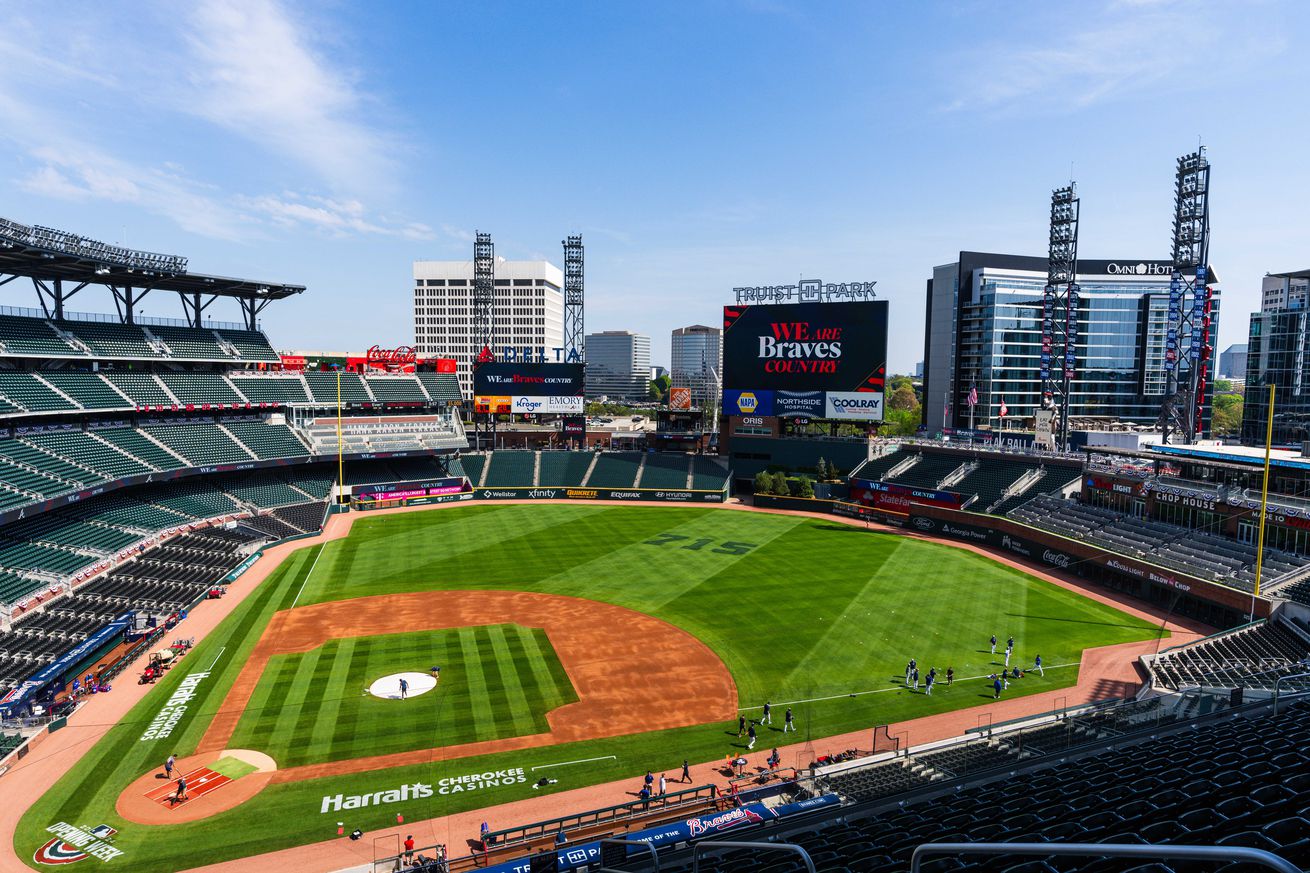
[16,503,1169,871]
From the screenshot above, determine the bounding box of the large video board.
[473,362,586,414]
[722,301,888,419]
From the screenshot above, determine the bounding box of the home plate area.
[144,766,230,808]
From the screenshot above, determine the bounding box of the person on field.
[747,724,757,750]
[1034,654,1044,676]
[784,707,795,732]
[946,667,954,687]
[911,666,919,690]
[399,677,409,700]
[681,759,691,783]
[175,775,188,803]
[165,754,175,778]
[737,714,746,737]
[658,773,667,796]
[992,675,1003,700]
[761,701,772,725]
[404,835,415,862]
[990,634,997,654]
[925,668,936,696]
[644,770,654,793]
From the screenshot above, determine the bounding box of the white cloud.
[943,1,1279,113]
[182,0,396,194]
[239,193,436,240]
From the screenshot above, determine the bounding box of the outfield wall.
[354,486,728,509]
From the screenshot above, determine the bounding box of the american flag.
[967,385,978,407]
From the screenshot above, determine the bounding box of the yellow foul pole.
[1251,383,1275,618]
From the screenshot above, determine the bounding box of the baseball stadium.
[1,212,1309,873]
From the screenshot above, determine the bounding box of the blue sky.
[2,0,1307,372]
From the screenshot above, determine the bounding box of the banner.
[669,387,692,410]
[510,395,584,414]
[775,390,824,418]
[474,487,725,503]
[723,389,774,416]
[723,301,887,392]
[353,477,465,496]
[824,391,884,421]
[474,395,512,414]
[474,362,585,397]
[849,478,964,511]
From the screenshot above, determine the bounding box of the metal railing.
[692,840,815,873]
[910,842,1300,873]
[598,838,660,872]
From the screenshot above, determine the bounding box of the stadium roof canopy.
[0,216,304,329]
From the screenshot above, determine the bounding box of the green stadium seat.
[228,375,310,404]
[586,453,643,488]
[639,453,691,489]
[0,372,79,412]
[364,376,429,402]
[148,325,229,359]
[0,315,82,357]
[416,372,462,403]
[222,420,310,459]
[214,329,280,362]
[60,321,160,358]
[158,372,246,406]
[303,371,372,404]
[537,452,592,487]
[39,371,133,410]
[139,423,255,466]
[483,451,536,486]
[93,427,185,470]
[102,372,174,407]
[22,430,154,479]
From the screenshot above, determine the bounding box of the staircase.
[580,452,601,486]
[632,454,649,488]
[532,451,542,487]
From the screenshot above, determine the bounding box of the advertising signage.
[723,301,887,392]
[722,301,887,420]
[473,362,585,397]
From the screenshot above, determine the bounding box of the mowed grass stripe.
[308,637,356,757]
[474,627,520,738]
[268,644,325,752]
[459,628,498,742]
[485,625,539,736]
[510,626,570,715]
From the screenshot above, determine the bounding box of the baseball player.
[925,668,936,696]
[747,724,757,750]
[990,634,997,654]
[681,759,691,783]
[737,715,746,737]
[658,773,667,796]
[1005,638,1014,668]
[911,666,919,690]
[399,677,409,700]
[992,675,1003,699]
[945,667,954,687]
[784,707,795,732]
[761,701,772,725]
[1034,654,1044,676]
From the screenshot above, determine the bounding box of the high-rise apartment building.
[413,259,564,397]
[1242,269,1310,444]
[670,325,722,409]
[585,330,651,400]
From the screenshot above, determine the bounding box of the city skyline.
[2,1,1308,373]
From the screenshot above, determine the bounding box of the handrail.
[1273,670,1310,716]
[598,838,660,872]
[909,842,1300,873]
[692,840,815,873]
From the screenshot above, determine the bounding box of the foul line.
[288,544,327,611]
[737,662,1080,711]
[204,646,227,672]
[531,755,617,771]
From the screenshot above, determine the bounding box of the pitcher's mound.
[368,671,437,700]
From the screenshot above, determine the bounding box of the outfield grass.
[227,626,577,767]
[17,505,1168,872]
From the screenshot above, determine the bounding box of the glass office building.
[923,252,1220,434]
[1242,269,1310,445]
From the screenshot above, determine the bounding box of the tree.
[886,374,914,394]
[795,477,815,498]
[1214,378,1234,394]
[889,384,918,411]
[815,457,829,480]
[773,473,793,496]
[1212,393,1243,436]
[752,471,773,494]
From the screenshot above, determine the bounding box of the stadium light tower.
[473,232,495,360]
[563,235,584,363]
[1039,184,1080,451]
[1159,149,1214,445]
